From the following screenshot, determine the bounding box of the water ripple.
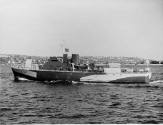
[1,64,163,124]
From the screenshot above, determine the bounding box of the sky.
[0,0,163,60]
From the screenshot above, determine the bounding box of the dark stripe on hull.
[36,70,92,81]
[12,68,102,81]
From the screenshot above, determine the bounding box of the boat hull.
[12,68,151,83]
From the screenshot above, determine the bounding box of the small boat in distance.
[11,53,152,83]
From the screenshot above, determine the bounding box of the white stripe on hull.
[80,73,151,83]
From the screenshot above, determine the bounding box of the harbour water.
[0,64,163,124]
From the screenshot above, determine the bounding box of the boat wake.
[149,80,163,87]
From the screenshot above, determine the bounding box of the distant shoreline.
[127,64,163,66]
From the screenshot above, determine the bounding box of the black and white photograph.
[0,0,163,124]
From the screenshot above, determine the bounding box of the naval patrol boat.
[11,54,151,83]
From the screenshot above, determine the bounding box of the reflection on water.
[0,64,163,124]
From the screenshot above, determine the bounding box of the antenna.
[59,43,64,56]
[58,40,66,56]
